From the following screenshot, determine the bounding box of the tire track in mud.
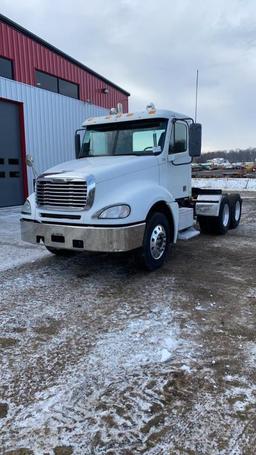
[1,253,198,454]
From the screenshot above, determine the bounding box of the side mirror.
[75,133,81,159]
[26,155,34,167]
[189,123,202,157]
[25,154,38,178]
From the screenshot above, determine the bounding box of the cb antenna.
[194,69,199,122]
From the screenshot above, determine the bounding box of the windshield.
[79,119,168,157]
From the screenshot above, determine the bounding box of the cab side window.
[169,122,187,154]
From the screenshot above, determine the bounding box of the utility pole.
[195,69,199,122]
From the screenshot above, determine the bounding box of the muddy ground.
[0,193,255,455]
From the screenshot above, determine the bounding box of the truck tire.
[45,246,75,256]
[228,194,242,229]
[141,212,170,271]
[198,195,231,235]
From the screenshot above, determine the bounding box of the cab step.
[178,226,200,241]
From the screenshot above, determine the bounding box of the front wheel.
[140,212,170,271]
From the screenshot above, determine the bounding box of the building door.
[0,100,24,207]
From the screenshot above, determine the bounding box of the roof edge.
[0,13,130,97]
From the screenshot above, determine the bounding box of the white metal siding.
[0,77,107,195]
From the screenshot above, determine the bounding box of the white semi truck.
[21,104,242,270]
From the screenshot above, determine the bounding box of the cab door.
[165,120,191,199]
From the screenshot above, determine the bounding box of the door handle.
[169,157,192,166]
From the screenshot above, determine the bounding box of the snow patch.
[0,206,48,271]
[1,305,195,453]
[180,364,192,373]
[225,385,256,412]
[87,308,181,371]
[193,177,256,191]
[161,348,172,362]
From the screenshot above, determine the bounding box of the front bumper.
[20,219,146,252]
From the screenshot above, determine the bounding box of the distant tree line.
[196,147,256,163]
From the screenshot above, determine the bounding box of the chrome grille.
[36,178,87,210]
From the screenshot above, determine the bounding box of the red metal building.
[0,14,129,110]
[0,14,130,207]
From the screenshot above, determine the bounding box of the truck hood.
[40,155,157,183]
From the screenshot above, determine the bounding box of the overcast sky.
[1,0,256,151]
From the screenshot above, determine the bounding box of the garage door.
[0,100,24,207]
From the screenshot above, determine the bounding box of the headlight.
[98,204,131,219]
[21,199,31,215]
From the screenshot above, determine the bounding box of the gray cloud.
[1,0,256,151]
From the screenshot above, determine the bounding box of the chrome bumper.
[20,219,146,252]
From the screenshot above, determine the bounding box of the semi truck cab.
[21,104,242,270]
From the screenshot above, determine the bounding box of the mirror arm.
[25,154,38,178]
[172,117,194,126]
[31,163,38,179]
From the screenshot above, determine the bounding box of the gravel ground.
[0,194,255,455]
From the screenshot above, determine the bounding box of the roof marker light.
[146,102,155,110]
[146,102,156,114]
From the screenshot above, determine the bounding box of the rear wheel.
[198,195,231,235]
[229,194,242,229]
[140,212,170,271]
[217,198,231,234]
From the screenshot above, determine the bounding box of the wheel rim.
[150,224,167,260]
[222,203,230,227]
[235,200,241,221]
